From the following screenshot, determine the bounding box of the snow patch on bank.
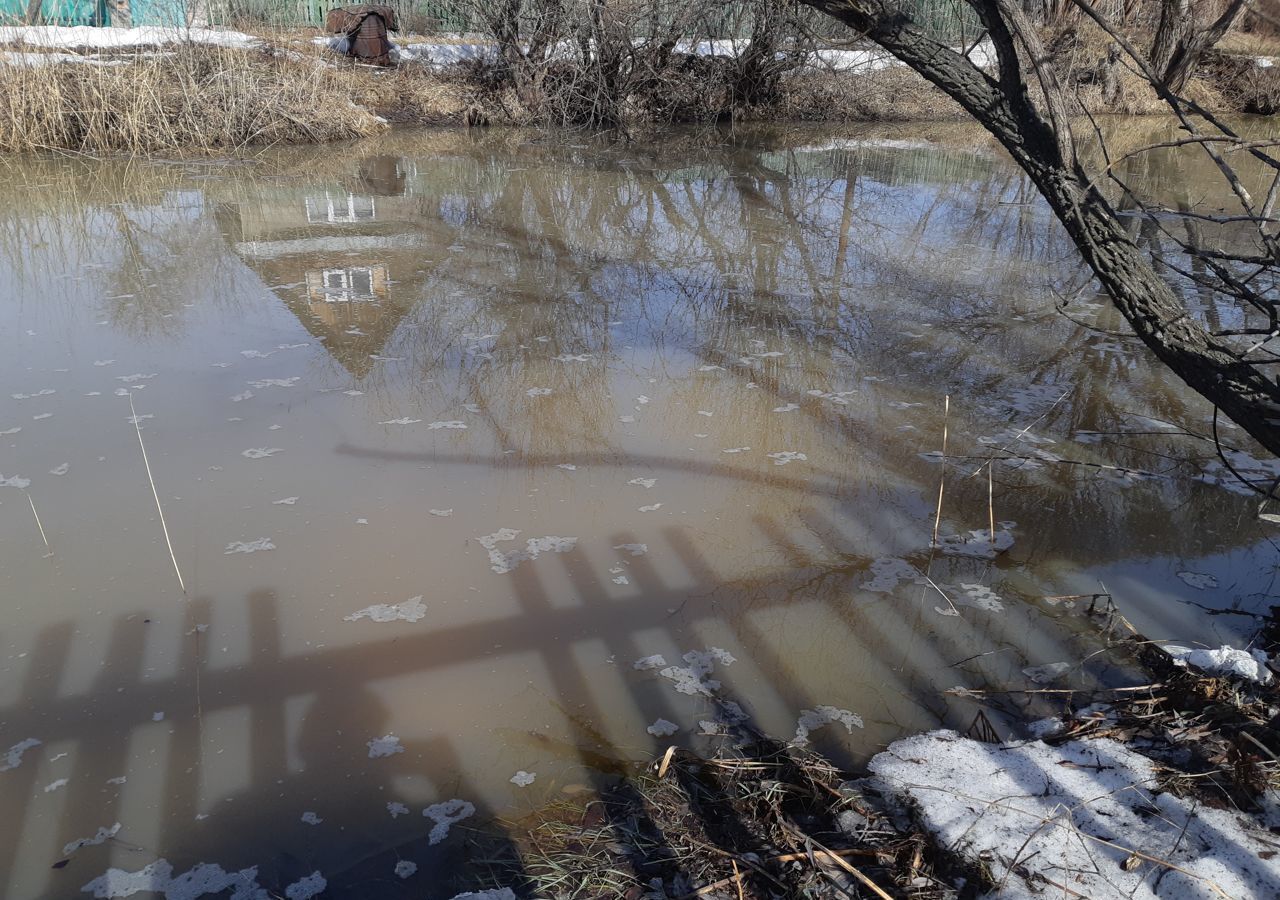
[0,26,260,51]
[1164,644,1272,684]
[870,730,1280,899]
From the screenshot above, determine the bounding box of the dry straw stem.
[26,491,50,552]
[129,393,186,595]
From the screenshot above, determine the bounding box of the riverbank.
[454,604,1280,898]
[0,25,1275,154]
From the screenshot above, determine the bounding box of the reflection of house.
[215,169,447,378]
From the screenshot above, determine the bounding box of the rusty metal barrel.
[325,5,399,67]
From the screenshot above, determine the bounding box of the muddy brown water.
[1,123,1277,898]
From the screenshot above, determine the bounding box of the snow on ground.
[1164,644,1273,684]
[869,730,1280,898]
[0,26,259,50]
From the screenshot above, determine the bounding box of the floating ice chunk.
[793,706,863,747]
[1023,662,1072,684]
[152,711,165,722]
[956,583,1004,612]
[633,655,667,670]
[553,354,592,362]
[767,451,806,466]
[807,389,854,404]
[2,737,41,770]
[355,518,368,525]
[510,770,536,787]
[300,811,322,825]
[380,417,421,425]
[526,387,552,397]
[658,649,736,696]
[247,378,299,389]
[887,400,923,410]
[614,543,648,556]
[231,391,254,403]
[368,734,405,758]
[429,509,454,517]
[860,558,920,593]
[106,776,127,785]
[448,890,516,900]
[424,799,475,844]
[647,718,679,737]
[697,366,723,372]
[722,447,750,454]
[44,778,69,792]
[612,575,629,585]
[115,373,156,382]
[273,497,299,505]
[427,421,467,430]
[933,528,1014,559]
[0,426,20,435]
[477,530,577,574]
[755,351,785,358]
[278,343,309,350]
[93,360,115,366]
[241,349,275,358]
[0,472,31,489]
[1164,645,1272,684]
[636,395,650,405]
[1177,571,1219,590]
[619,415,636,423]
[241,448,283,459]
[81,860,266,900]
[628,477,656,489]
[32,413,52,420]
[50,463,69,476]
[387,801,410,818]
[638,503,663,512]
[556,464,577,471]
[773,403,799,412]
[343,390,363,397]
[224,539,275,555]
[285,872,326,899]
[12,388,55,399]
[394,861,417,879]
[697,410,714,416]
[62,823,121,856]
[344,596,427,624]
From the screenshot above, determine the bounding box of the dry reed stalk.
[26,491,50,553]
[932,394,950,547]
[129,393,186,595]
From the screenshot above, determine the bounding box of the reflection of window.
[318,267,377,302]
[304,193,376,223]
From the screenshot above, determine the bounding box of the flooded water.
[1,123,1277,898]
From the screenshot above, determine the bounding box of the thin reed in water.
[26,491,50,553]
[129,393,187,595]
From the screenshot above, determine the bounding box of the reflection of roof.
[215,194,431,379]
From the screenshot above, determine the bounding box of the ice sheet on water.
[344,596,427,624]
[1165,644,1272,684]
[860,558,920,593]
[224,539,275,555]
[0,426,20,434]
[2,738,41,770]
[510,771,536,787]
[247,378,299,389]
[869,730,1280,899]
[241,349,275,358]
[638,503,663,512]
[81,860,267,900]
[273,497,299,505]
[955,583,1004,612]
[285,872,326,899]
[241,448,282,459]
[658,649,736,696]
[647,718,679,737]
[792,707,864,747]
[62,822,121,856]
[614,543,648,556]
[380,417,421,425]
[1022,662,1072,684]
[32,413,52,420]
[1177,571,1219,590]
[50,463,69,475]
[424,799,475,844]
[556,464,577,471]
[478,529,578,574]
[368,734,404,758]
[427,420,468,430]
[429,509,453,517]
[933,528,1014,559]
[767,451,806,466]
[115,373,156,382]
[628,477,656,489]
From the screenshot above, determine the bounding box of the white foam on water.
[427,421,467,430]
[767,451,806,466]
[247,378,299,389]
[955,583,1004,612]
[1,472,31,488]
[633,655,667,670]
[860,558,919,593]
[628,477,656,488]
[394,861,417,879]
[387,801,409,818]
[424,799,475,844]
[62,822,121,856]
[49,463,69,475]
[526,387,552,397]
[647,718,679,737]
[241,448,283,459]
[12,388,56,399]
[721,447,750,454]
[380,417,421,425]
[658,649,736,696]
[81,860,267,900]
[638,504,663,512]
[614,543,648,556]
[477,530,577,574]
[773,403,799,412]
[284,872,325,899]
[429,509,454,517]
[2,737,41,770]
[300,811,322,825]
[272,497,299,505]
[0,426,21,434]
[368,734,405,758]
[509,770,536,787]
[43,778,68,792]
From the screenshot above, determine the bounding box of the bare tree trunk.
[1151,0,1247,92]
[797,0,1280,459]
[25,0,43,25]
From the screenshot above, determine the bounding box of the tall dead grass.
[0,44,389,155]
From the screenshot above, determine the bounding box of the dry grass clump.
[0,44,389,155]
